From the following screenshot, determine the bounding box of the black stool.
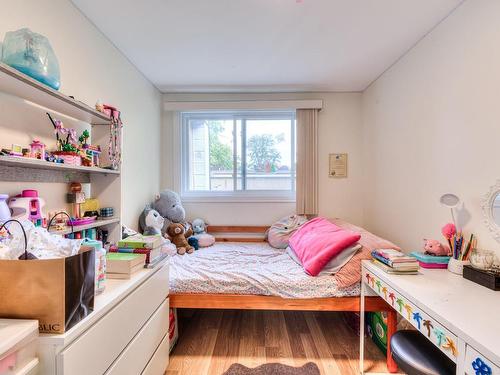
[390,330,456,375]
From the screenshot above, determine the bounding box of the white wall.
[362,0,500,254]
[0,0,162,229]
[162,92,364,226]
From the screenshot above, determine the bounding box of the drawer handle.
[472,357,492,375]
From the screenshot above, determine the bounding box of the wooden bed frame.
[170,225,398,372]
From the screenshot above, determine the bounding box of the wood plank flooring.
[166,309,388,375]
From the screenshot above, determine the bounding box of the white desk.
[360,260,500,375]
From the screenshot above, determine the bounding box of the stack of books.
[106,253,147,279]
[371,249,420,274]
[109,234,167,269]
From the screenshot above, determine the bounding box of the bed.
[169,225,398,372]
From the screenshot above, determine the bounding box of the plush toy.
[192,218,206,235]
[139,205,164,236]
[423,239,451,256]
[167,223,194,255]
[191,218,215,247]
[188,236,199,250]
[152,190,187,234]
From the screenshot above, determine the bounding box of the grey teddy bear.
[152,190,187,234]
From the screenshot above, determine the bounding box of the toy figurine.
[29,139,46,160]
[8,190,45,226]
[423,239,451,256]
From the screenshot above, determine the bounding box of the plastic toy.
[139,205,165,236]
[423,239,451,256]
[66,182,86,218]
[8,190,45,225]
[29,139,46,160]
[47,113,81,165]
[11,144,23,157]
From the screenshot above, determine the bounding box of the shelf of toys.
[0,62,123,244]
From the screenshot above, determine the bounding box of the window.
[181,110,296,201]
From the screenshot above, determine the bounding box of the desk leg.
[386,309,398,373]
[359,280,366,374]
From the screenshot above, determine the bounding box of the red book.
[109,246,161,264]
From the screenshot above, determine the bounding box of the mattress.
[169,242,360,299]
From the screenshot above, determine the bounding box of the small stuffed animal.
[423,239,451,256]
[192,218,207,235]
[139,205,165,236]
[167,223,194,255]
[191,218,215,247]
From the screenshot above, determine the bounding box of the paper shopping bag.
[0,246,95,333]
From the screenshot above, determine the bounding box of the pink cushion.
[289,217,361,276]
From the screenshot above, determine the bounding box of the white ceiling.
[72,0,463,93]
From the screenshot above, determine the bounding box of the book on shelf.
[109,246,161,264]
[371,259,419,275]
[117,234,162,249]
[106,252,146,274]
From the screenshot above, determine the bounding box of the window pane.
[188,119,234,191]
[245,119,293,191]
[183,111,295,195]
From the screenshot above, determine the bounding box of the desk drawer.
[465,345,500,375]
[58,265,169,375]
[105,299,169,375]
[365,269,458,361]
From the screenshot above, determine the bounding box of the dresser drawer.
[142,330,170,375]
[365,269,458,361]
[105,299,169,375]
[465,345,500,375]
[57,265,169,375]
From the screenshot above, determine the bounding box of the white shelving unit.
[0,155,120,175]
[0,62,122,242]
[0,63,110,125]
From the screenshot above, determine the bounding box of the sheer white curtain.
[296,109,319,216]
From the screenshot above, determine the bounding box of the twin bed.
[169,225,398,372]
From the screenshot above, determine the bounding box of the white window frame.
[180,110,296,203]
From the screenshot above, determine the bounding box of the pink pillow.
[289,217,361,276]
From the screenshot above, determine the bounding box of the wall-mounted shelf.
[0,155,120,176]
[0,62,111,125]
[49,217,120,235]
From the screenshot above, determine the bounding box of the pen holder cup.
[448,258,470,275]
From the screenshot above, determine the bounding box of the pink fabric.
[289,217,361,276]
[330,218,401,288]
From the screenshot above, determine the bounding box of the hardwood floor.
[166,309,388,375]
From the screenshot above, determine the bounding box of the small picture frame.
[329,153,348,178]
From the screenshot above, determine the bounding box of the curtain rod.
[163,99,323,111]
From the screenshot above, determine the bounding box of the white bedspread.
[169,242,359,299]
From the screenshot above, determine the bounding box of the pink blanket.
[289,217,361,276]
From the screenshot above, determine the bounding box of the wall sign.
[329,153,348,178]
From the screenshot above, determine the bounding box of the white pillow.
[287,244,362,276]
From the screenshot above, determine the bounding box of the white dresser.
[38,260,169,375]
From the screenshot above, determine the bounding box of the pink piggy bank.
[423,239,450,256]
